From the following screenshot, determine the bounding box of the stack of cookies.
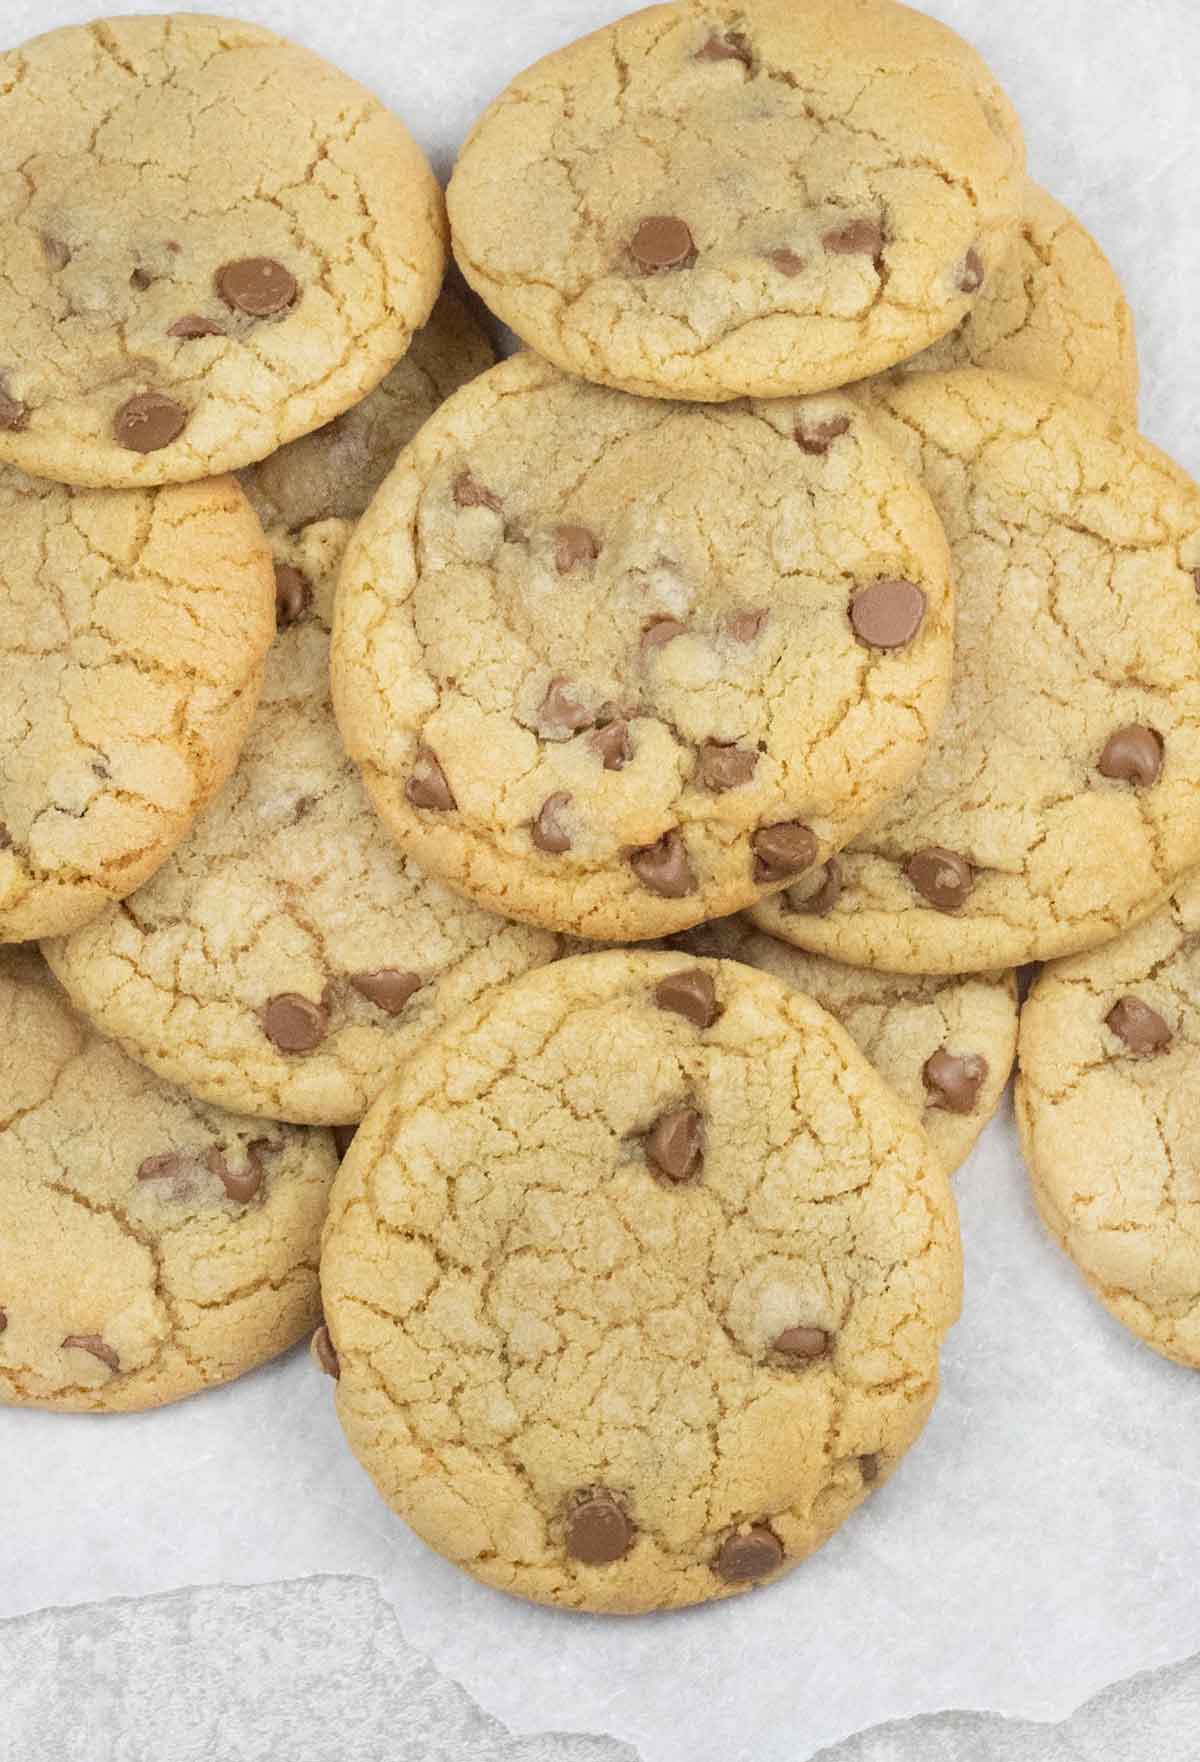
[1,1,1196,1617]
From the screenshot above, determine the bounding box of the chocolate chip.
[130,266,156,291]
[212,1142,270,1205]
[453,470,502,512]
[727,608,768,643]
[555,524,599,573]
[655,969,719,1028]
[629,830,695,897]
[641,617,686,652]
[752,822,817,884]
[923,1049,988,1114]
[958,248,985,294]
[566,1491,633,1564]
[850,579,927,649]
[630,215,695,271]
[350,969,423,1014]
[41,234,70,269]
[859,1452,881,1483]
[168,312,225,339]
[645,1106,704,1181]
[114,391,187,453]
[906,847,973,911]
[539,677,594,737]
[823,218,884,258]
[0,1309,6,1334]
[796,413,851,455]
[773,1326,829,1358]
[698,741,757,792]
[0,823,11,851]
[313,1324,340,1379]
[261,993,327,1053]
[61,1333,119,1373]
[333,1125,357,1159]
[531,792,573,854]
[406,747,456,811]
[1106,996,1172,1055]
[274,563,309,626]
[695,29,751,66]
[137,1151,187,1182]
[768,247,806,276]
[591,720,632,771]
[217,256,298,318]
[1097,725,1163,787]
[0,381,29,431]
[715,1525,783,1583]
[788,859,841,916]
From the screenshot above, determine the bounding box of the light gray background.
[2,3,1199,1760]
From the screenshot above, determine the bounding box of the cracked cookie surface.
[320,949,961,1612]
[1017,874,1200,1369]
[0,14,446,488]
[0,467,274,942]
[447,0,1025,400]
[0,945,338,1411]
[331,351,955,940]
[750,370,1200,973]
[671,916,1017,1174]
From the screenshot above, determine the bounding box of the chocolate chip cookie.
[319,949,962,1612]
[448,0,1024,400]
[331,352,955,940]
[0,16,445,487]
[750,370,1200,973]
[0,469,274,942]
[1018,873,1200,1369]
[0,946,338,1411]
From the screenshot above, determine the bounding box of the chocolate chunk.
[114,391,187,453]
[261,993,327,1053]
[273,563,309,626]
[695,30,751,66]
[727,608,768,643]
[796,413,851,455]
[906,847,973,911]
[531,792,573,853]
[923,1049,988,1114]
[333,1125,358,1159]
[698,741,757,792]
[788,859,841,916]
[629,830,695,897]
[859,1452,881,1483]
[591,720,632,771]
[555,524,600,572]
[958,248,985,294]
[452,470,502,512]
[212,1141,269,1205]
[313,1324,340,1379]
[850,579,927,649]
[1106,995,1172,1055]
[42,234,70,270]
[645,1106,704,1181]
[539,677,594,737]
[630,215,695,271]
[715,1525,783,1583]
[773,1326,830,1359]
[0,382,28,431]
[406,747,456,811]
[168,312,225,339]
[641,617,686,652]
[768,247,806,276]
[823,218,884,258]
[752,822,817,883]
[217,256,298,318]
[61,1333,119,1373]
[1097,725,1163,787]
[130,266,156,291]
[654,968,719,1028]
[566,1491,633,1564]
[351,969,423,1014]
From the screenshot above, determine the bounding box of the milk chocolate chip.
[539,677,594,736]
[715,1525,783,1582]
[631,215,695,271]
[654,969,719,1028]
[695,29,751,66]
[566,1491,633,1564]
[768,247,806,276]
[923,1049,988,1114]
[645,1106,704,1181]
[555,524,599,572]
[313,1324,341,1379]
[850,579,926,649]
[406,747,456,811]
[1106,996,1172,1055]
[531,792,573,854]
[168,313,226,339]
[788,859,840,916]
[217,256,298,318]
[773,1326,829,1359]
[212,1142,270,1205]
[41,234,70,270]
[823,218,884,258]
[796,414,850,455]
[137,1151,187,1182]
[591,720,632,770]
[452,470,502,512]
[261,993,327,1053]
[1097,725,1163,787]
[273,563,309,626]
[351,969,422,1014]
[698,742,757,792]
[114,391,187,452]
[61,1334,119,1373]
[958,247,985,294]
[752,822,817,883]
[859,1452,881,1483]
[906,847,973,911]
[629,830,695,897]
[641,617,686,652]
[727,608,768,643]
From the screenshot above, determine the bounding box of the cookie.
[0,946,338,1412]
[671,917,1017,1174]
[866,183,1138,420]
[331,352,955,941]
[319,949,962,1613]
[447,0,1025,401]
[0,469,274,942]
[0,15,446,488]
[1017,875,1200,1369]
[750,370,1200,974]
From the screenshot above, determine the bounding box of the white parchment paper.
[2,3,1199,1759]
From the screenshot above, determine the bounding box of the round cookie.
[672,917,1017,1174]
[750,370,1200,974]
[867,183,1138,420]
[0,15,446,488]
[0,946,338,1412]
[319,949,962,1613]
[1017,875,1200,1369]
[447,0,1025,401]
[331,351,956,941]
[0,469,274,942]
